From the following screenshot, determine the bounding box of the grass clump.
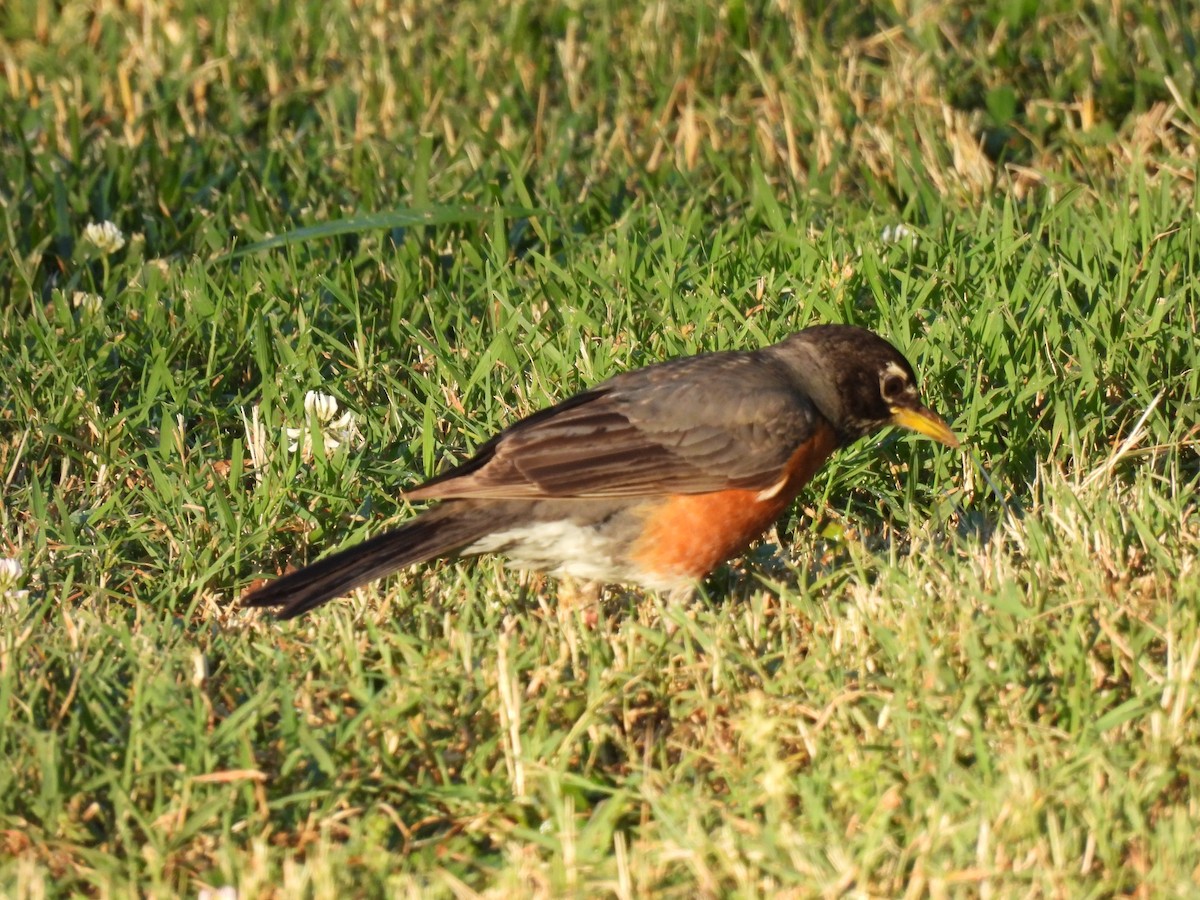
[2,0,1198,895]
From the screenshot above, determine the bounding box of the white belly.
[463,520,686,591]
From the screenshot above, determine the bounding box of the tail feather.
[243,503,487,620]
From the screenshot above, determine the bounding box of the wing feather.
[405,350,830,500]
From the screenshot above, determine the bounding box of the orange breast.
[629,422,839,580]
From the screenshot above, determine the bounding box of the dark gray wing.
[405,349,831,500]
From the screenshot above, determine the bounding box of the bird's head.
[773,325,960,448]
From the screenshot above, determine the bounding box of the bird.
[243,324,959,620]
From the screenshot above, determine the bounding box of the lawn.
[2,0,1198,896]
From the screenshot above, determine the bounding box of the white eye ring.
[879,363,910,401]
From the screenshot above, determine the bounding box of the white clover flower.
[880,224,917,246]
[287,390,363,458]
[81,221,126,255]
[72,291,103,313]
[0,557,22,585]
[198,888,238,900]
[0,557,27,608]
[303,390,339,423]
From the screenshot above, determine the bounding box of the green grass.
[2,0,1199,895]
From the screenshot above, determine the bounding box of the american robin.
[244,324,958,619]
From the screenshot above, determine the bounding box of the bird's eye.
[881,372,908,400]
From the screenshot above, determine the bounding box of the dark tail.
[242,503,488,620]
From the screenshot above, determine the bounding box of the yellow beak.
[890,404,960,448]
